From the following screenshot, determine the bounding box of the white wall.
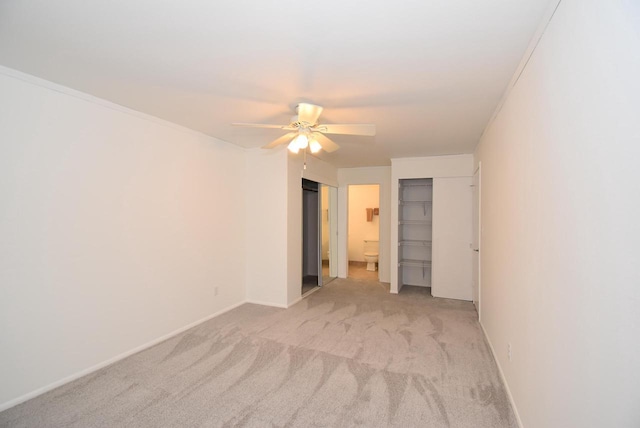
[0,68,247,409]
[246,150,337,309]
[347,185,380,262]
[301,155,339,189]
[245,148,288,307]
[391,155,472,178]
[337,167,391,282]
[474,1,640,426]
[390,155,473,293]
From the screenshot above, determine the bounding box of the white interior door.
[472,166,480,318]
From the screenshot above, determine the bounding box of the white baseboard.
[287,296,304,307]
[246,293,317,308]
[245,299,288,309]
[0,300,247,413]
[479,322,524,428]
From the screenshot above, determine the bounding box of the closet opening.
[398,178,433,293]
[302,179,337,296]
[347,184,381,281]
[302,179,319,295]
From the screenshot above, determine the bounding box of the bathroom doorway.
[347,184,380,280]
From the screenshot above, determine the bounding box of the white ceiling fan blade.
[233,122,295,130]
[262,132,297,149]
[313,133,340,153]
[297,103,323,125]
[316,124,376,136]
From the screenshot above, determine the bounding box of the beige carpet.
[0,278,516,427]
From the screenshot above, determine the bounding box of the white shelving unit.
[398,178,433,288]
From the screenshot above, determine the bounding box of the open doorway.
[302,179,319,294]
[347,184,380,280]
[302,179,338,296]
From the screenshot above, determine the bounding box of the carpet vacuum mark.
[0,278,516,427]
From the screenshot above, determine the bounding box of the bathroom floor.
[347,261,379,281]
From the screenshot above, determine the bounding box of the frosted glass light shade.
[287,141,300,153]
[309,140,322,153]
[293,134,308,149]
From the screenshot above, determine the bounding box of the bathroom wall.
[347,185,380,262]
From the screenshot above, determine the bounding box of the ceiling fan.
[233,103,375,154]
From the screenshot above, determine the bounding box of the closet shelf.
[398,178,433,287]
[399,240,432,247]
[399,220,432,225]
[399,259,432,267]
[399,200,432,205]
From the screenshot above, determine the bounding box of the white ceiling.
[0,0,550,167]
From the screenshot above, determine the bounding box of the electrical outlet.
[214,286,219,296]
[508,342,512,362]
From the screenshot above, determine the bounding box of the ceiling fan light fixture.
[287,141,300,153]
[293,133,309,149]
[309,140,322,154]
[233,102,376,154]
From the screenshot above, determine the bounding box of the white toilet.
[363,240,379,272]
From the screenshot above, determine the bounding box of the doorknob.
[473,249,479,252]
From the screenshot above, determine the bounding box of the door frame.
[472,163,482,320]
[318,184,338,286]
